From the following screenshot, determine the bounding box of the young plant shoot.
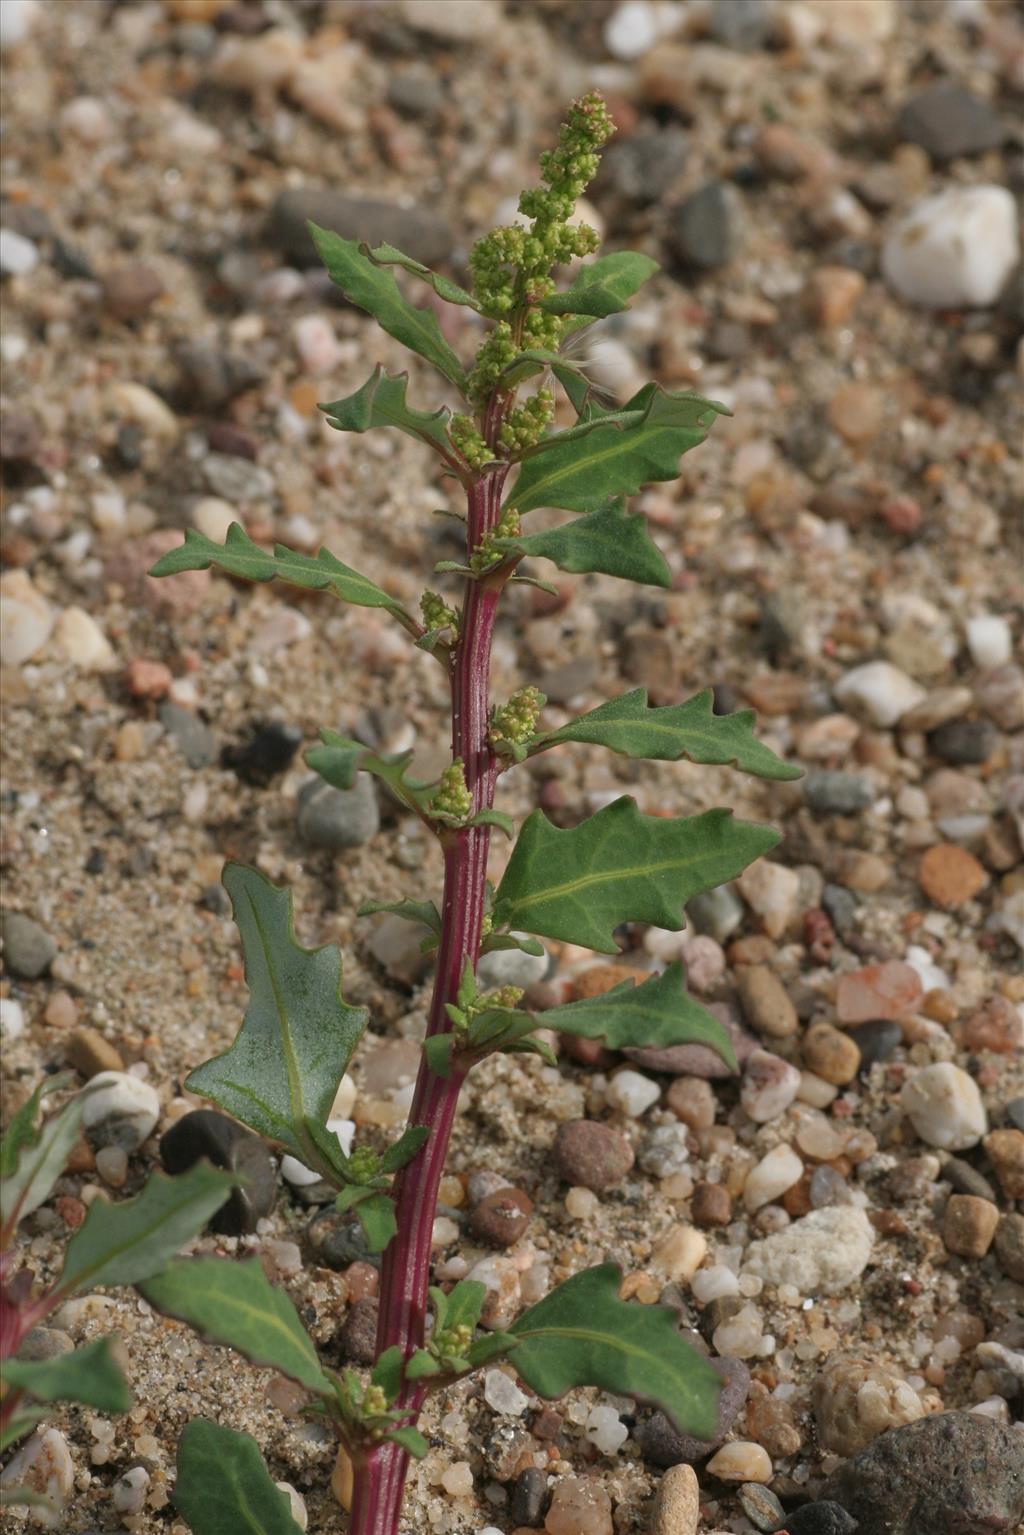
[147,93,799,1535]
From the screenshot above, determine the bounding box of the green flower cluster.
[490,685,545,749]
[469,507,521,575]
[432,760,472,821]
[499,388,554,455]
[486,984,524,1010]
[346,1146,380,1183]
[449,412,492,470]
[420,590,459,636]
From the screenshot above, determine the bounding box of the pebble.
[602,124,688,206]
[102,263,163,323]
[836,961,923,1023]
[1,569,55,666]
[738,1481,785,1532]
[984,1128,1024,1201]
[803,1022,861,1086]
[586,1403,629,1455]
[814,1355,925,1456]
[1,909,57,979]
[476,939,548,991]
[842,1020,901,1073]
[605,1068,660,1118]
[834,661,926,727]
[264,189,453,269]
[691,1181,732,1227]
[740,859,802,937]
[470,1188,533,1249]
[113,1464,150,1516]
[603,0,660,59]
[741,1050,801,1122]
[0,1427,74,1521]
[651,1462,699,1535]
[809,265,866,327]
[821,1411,1024,1535]
[705,1441,772,1484]
[296,775,380,851]
[467,1254,521,1330]
[543,1474,613,1535]
[126,658,173,699]
[743,1143,804,1211]
[743,1205,875,1294]
[397,0,492,41]
[943,1156,997,1203]
[82,1071,160,1152]
[510,1466,547,1525]
[0,998,25,1041]
[158,702,217,768]
[201,453,274,504]
[293,313,341,377]
[895,81,1004,161]
[804,771,873,814]
[882,186,1019,309]
[638,1122,690,1177]
[710,0,772,49]
[966,615,1012,671]
[678,935,725,992]
[0,226,39,276]
[668,182,735,270]
[386,70,444,119]
[977,665,1024,731]
[339,1297,379,1365]
[901,1063,988,1151]
[53,607,117,672]
[785,1502,859,1535]
[627,1009,755,1078]
[366,913,432,987]
[223,720,302,785]
[66,1027,125,1079]
[651,1223,707,1282]
[483,1368,529,1417]
[828,382,884,448]
[929,718,997,766]
[552,1120,633,1191]
[667,1076,716,1131]
[160,1110,276,1235]
[0,0,37,51]
[918,843,988,909]
[108,381,179,440]
[943,1193,1000,1259]
[635,1357,750,1466]
[737,965,799,1039]
[17,1327,74,1362]
[993,1213,1024,1281]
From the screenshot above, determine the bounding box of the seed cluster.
[490,685,546,749]
[469,507,521,574]
[432,760,473,820]
[419,590,459,636]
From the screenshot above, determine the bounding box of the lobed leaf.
[320,366,455,458]
[537,250,659,318]
[173,1419,305,1535]
[58,1163,237,1295]
[2,1339,131,1414]
[542,962,736,1068]
[362,241,479,310]
[306,731,436,815]
[496,497,669,587]
[508,1262,719,1439]
[148,524,413,626]
[532,687,801,781]
[0,1074,79,1235]
[357,898,441,938]
[186,865,366,1175]
[505,385,727,515]
[492,796,779,953]
[140,1258,332,1396]
[378,1124,430,1175]
[309,223,467,391]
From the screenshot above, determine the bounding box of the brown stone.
[736,966,799,1039]
[571,964,645,1001]
[65,1027,125,1079]
[828,382,884,447]
[809,265,866,327]
[666,1077,715,1131]
[983,1129,1024,1201]
[552,1120,634,1192]
[803,1022,861,1085]
[836,962,923,1024]
[918,843,988,910]
[691,1180,732,1227]
[942,1194,1000,1259]
[470,1188,533,1249]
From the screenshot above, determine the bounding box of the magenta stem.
[349,459,509,1535]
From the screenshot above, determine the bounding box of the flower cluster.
[490,685,546,749]
[449,412,492,470]
[432,760,472,821]
[499,388,554,455]
[420,590,459,636]
[469,507,521,575]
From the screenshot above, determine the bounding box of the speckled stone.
[552,1120,634,1191]
[821,1411,1024,1535]
[786,1504,859,1535]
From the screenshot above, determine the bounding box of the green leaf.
[496,497,669,587]
[0,1409,47,1454]
[466,808,515,838]
[320,366,455,458]
[422,1035,455,1077]
[384,1426,428,1459]
[306,731,436,815]
[148,524,413,626]
[538,251,659,318]
[139,1258,332,1395]
[357,898,441,938]
[309,222,467,391]
[543,962,736,1068]
[531,687,801,781]
[185,864,367,1175]
[502,1033,558,1066]
[173,1419,305,1535]
[378,1125,430,1175]
[492,796,779,953]
[353,1192,397,1253]
[0,1074,79,1234]
[2,1339,131,1414]
[405,1350,441,1382]
[439,1279,487,1335]
[58,1163,237,1295]
[363,242,479,310]
[479,932,545,959]
[505,385,727,515]
[370,1345,404,1402]
[508,1262,719,1439]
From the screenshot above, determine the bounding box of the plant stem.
[350,460,509,1535]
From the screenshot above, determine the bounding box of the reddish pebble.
[343,1261,378,1301]
[962,995,1024,1055]
[836,962,923,1024]
[126,658,173,699]
[918,844,988,910]
[880,495,923,535]
[470,1188,533,1248]
[553,1120,634,1192]
[55,1195,86,1229]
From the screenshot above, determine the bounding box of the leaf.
[439,1279,487,1335]
[148,524,412,626]
[173,1419,305,1535]
[466,808,516,838]
[543,963,736,1068]
[185,864,367,1175]
[538,251,659,318]
[363,242,479,310]
[405,1350,441,1381]
[357,898,441,938]
[421,1035,455,1077]
[306,732,436,815]
[533,688,801,781]
[139,1258,331,1395]
[385,1426,428,1459]
[309,222,467,391]
[502,1033,558,1066]
[2,1339,131,1413]
[496,498,669,587]
[378,1125,430,1175]
[353,1192,397,1253]
[508,1263,719,1438]
[505,386,727,514]
[0,1074,79,1235]
[492,796,779,953]
[370,1345,404,1402]
[479,933,545,959]
[0,1409,47,1454]
[58,1163,238,1296]
[320,366,455,458]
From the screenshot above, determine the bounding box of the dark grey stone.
[386,71,444,119]
[709,0,773,49]
[160,1110,277,1235]
[1,910,57,979]
[845,1019,901,1071]
[199,883,232,916]
[296,774,380,851]
[176,342,263,411]
[821,1411,1024,1535]
[739,1481,786,1531]
[822,883,859,935]
[634,1356,750,1466]
[307,1209,377,1270]
[668,181,736,269]
[941,1155,997,1203]
[805,771,873,814]
[17,1327,75,1362]
[896,82,1004,161]
[1005,1097,1024,1133]
[540,655,600,706]
[159,702,217,769]
[786,1504,859,1535]
[264,189,454,268]
[509,1466,548,1526]
[222,720,302,786]
[928,719,997,765]
[601,125,689,205]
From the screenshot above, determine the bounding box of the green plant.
[146,93,797,1534]
[0,1076,235,1518]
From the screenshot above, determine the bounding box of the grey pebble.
[476,940,548,992]
[17,1327,75,1362]
[307,1209,376,1270]
[201,452,274,503]
[1005,1097,1024,1133]
[159,702,216,769]
[1,910,57,979]
[687,884,745,943]
[928,719,997,766]
[786,1504,859,1535]
[634,1356,750,1466]
[264,189,453,268]
[668,181,736,270]
[709,0,773,49]
[600,125,688,205]
[386,71,444,119]
[160,1110,277,1236]
[738,1480,786,1531]
[297,774,380,851]
[509,1466,548,1526]
[941,1156,997,1204]
[896,81,1004,161]
[822,883,859,936]
[804,771,873,814]
[845,1019,902,1071]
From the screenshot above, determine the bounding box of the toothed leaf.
[362,242,479,310]
[544,962,736,1067]
[385,1427,428,1459]
[320,365,454,457]
[537,251,659,318]
[496,497,669,587]
[353,1192,397,1252]
[0,1074,81,1235]
[357,899,442,937]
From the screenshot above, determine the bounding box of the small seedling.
[146,93,798,1534]
[0,1076,234,1519]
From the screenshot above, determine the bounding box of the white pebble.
[54,607,117,673]
[604,0,660,59]
[882,186,1019,310]
[0,227,39,276]
[743,1143,804,1212]
[330,1074,357,1119]
[81,1072,159,1152]
[60,96,113,144]
[691,1264,740,1303]
[432,1216,459,1246]
[743,1206,875,1295]
[966,614,1012,671]
[280,1155,323,1187]
[713,1303,764,1359]
[191,496,237,543]
[900,1062,987,1151]
[441,1461,473,1497]
[483,1368,529,1416]
[565,1185,598,1220]
[326,1117,355,1156]
[108,382,179,440]
[605,1068,660,1117]
[0,1428,74,1522]
[0,569,54,666]
[112,1464,149,1516]
[275,1482,308,1530]
[835,660,927,728]
[585,1403,629,1454]
[0,0,37,51]
[0,998,25,1039]
[293,314,341,377]
[705,1440,772,1483]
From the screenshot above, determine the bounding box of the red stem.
[349,456,509,1535]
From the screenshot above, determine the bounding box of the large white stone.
[834,660,926,727]
[900,1062,987,1151]
[0,569,54,666]
[743,1205,875,1295]
[882,186,1019,310]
